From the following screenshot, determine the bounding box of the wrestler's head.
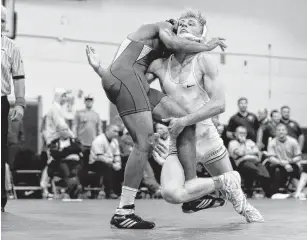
[177,10,207,42]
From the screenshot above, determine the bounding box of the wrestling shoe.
[219,171,264,223]
[110,205,155,229]
[182,195,226,213]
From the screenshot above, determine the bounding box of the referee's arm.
[11,45,26,108]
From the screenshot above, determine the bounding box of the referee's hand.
[10,105,24,122]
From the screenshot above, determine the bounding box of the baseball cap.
[84,94,94,100]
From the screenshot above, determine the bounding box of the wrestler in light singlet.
[162,53,227,165]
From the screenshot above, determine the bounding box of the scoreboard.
[2,0,16,39]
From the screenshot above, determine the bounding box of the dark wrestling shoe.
[182,195,226,213]
[110,205,155,229]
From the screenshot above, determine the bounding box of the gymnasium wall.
[14,0,307,125]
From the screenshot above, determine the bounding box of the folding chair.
[12,170,42,199]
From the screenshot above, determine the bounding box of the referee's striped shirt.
[1,35,25,96]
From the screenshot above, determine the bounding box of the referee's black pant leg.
[1,96,10,209]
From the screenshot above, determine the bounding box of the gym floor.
[1,199,306,240]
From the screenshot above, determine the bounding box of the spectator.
[227,97,259,142]
[212,115,228,147]
[257,108,269,126]
[280,106,305,151]
[73,94,102,167]
[89,124,120,199]
[48,129,83,199]
[257,110,281,151]
[7,110,25,169]
[266,123,302,194]
[228,126,271,198]
[44,88,74,146]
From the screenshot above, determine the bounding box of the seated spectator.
[40,89,75,199]
[228,126,271,198]
[257,110,281,151]
[89,124,121,199]
[48,128,83,199]
[265,123,303,194]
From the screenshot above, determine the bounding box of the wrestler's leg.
[204,152,233,176]
[160,154,216,204]
[151,94,196,180]
[151,92,222,204]
[117,111,155,210]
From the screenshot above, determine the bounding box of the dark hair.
[270,110,279,118]
[237,97,248,104]
[276,123,287,129]
[281,105,290,111]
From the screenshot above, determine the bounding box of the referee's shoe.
[110,205,155,229]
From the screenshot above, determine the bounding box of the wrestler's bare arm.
[146,59,166,85]
[182,53,226,126]
[158,28,226,53]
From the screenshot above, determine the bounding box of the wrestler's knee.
[161,186,184,204]
[134,133,158,154]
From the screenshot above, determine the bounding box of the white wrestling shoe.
[219,171,264,223]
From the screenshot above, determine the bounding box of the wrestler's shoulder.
[196,52,215,64]
[195,52,217,74]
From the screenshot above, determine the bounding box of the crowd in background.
[4,91,307,200]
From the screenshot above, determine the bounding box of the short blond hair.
[179,9,206,27]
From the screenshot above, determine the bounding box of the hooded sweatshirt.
[44,88,74,145]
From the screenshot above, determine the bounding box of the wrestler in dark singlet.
[103,37,162,116]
